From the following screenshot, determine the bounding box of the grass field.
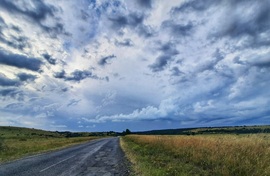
[121,134,270,176]
[0,126,99,163]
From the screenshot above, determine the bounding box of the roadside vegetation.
[0,126,112,163]
[121,134,270,176]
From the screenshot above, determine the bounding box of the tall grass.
[0,126,105,163]
[121,134,270,176]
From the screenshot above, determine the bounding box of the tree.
[122,129,131,135]
[125,129,131,134]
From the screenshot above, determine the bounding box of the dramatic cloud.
[0,73,36,87]
[162,21,194,37]
[98,55,116,66]
[54,70,102,82]
[171,0,219,12]
[0,0,269,131]
[66,70,98,82]
[42,53,56,65]
[0,0,65,37]
[149,41,179,72]
[108,12,144,30]
[0,74,20,87]
[0,17,30,50]
[136,0,152,9]
[149,55,173,72]
[114,39,133,47]
[0,50,43,71]
[17,73,37,82]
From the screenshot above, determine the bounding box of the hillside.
[0,126,120,139]
[134,125,270,135]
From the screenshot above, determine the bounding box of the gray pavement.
[0,137,129,176]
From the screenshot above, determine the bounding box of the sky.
[0,0,269,132]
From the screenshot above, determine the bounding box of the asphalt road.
[0,137,129,176]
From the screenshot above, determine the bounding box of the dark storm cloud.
[159,42,179,56]
[10,25,22,33]
[248,53,270,68]
[98,55,116,66]
[54,70,66,79]
[67,70,98,81]
[108,15,127,29]
[136,0,152,9]
[162,21,194,37]
[42,23,67,38]
[0,0,54,22]
[170,0,270,49]
[61,87,68,92]
[0,0,65,37]
[149,55,172,72]
[171,67,184,76]
[212,49,224,62]
[199,49,225,72]
[0,87,25,101]
[234,52,270,68]
[0,75,20,87]
[0,88,17,96]
[0,35,30,51]
[171,0,219,13]
[209,0,270,49]
[67,99,81,107]
[233,56,246,65]
[0,88,25,101]
[42,53,56,65]
[221,1,270,38]
[17,73,37,82]
[252,60,270,68]
[0,16,30,50]
[80,10,90,21]
[0,72,37,87]
[149,41,179,72]
[0,50,43,71]
[114,39,133,47]
[0,16,20,33]
[0,16,7,32]
[54,70,99,82]
[108,8,156,38]
[108,12,144,30]
[137,24,155,38]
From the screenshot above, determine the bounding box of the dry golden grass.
[122,134,270,176]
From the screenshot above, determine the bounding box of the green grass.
[0,126,63,139]
[0,126,99,163]
[121,134,270,176]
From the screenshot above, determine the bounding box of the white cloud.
[0,0,269,131]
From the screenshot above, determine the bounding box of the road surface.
[0,137,129,176]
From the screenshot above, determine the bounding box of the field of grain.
[121,134,270,176]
